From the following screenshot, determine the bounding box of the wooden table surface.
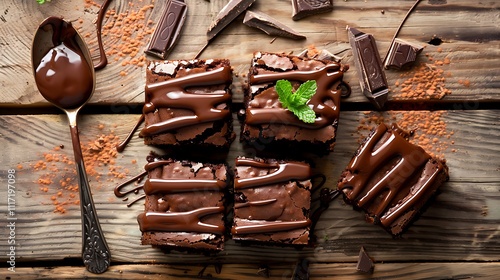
[1,0,499,279]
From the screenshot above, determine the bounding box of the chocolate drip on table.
[338,123,444,226]
[93,0,113,70]
[140,66,232,137]
[232,158,313,235]
[246,64,347,129]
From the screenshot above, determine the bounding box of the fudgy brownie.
[137,155,229,251]
[140,59,235,155]
[338,123,449,236]
[232,157,313,245]
[241,52,348,156]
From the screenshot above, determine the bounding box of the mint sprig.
[275,79,317,123]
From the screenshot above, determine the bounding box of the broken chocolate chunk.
[196,0,256,58]
[384,38,423,70]
[347,27,389,110]
[356,246,374,273]
[207,0,256,41]
[292,0,333,21]
[145,0,187,59]
[243,10,306,40]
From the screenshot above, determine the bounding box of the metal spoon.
[31,17,110,274]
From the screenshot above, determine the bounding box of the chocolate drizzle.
[140,66,232,137]
[246,63,346,129]
[144,178,226,195]
[338,123,446,227]
[235,158,313,189]
[138,206,225,235]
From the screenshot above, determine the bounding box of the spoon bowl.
[31,17,110,274]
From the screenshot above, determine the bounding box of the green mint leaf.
[275,79,318,124]
[295,80,317,101]
[290,104,317,123]
[275,79,293,109]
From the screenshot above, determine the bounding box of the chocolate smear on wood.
[243,10,306,40]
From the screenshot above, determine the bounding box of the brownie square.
[140,59,235,155]
[232,157,313,245]
[241,52,348,156]
[137,154,229,251]
[338,123,449,236]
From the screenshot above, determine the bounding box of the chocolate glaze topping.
[338,123,445,227]
[140,66,232,137]
[137,206,225,235]
[246,63,347,129]
[34,17,94,109]
[233,158,312,235]
[235,158,313,189]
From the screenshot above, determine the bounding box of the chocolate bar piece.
[384,38,423,70]
[145,0,187,59]
[292,0,333,21]
[338,123,449,236]
[207,0,256,41]
[356,247,374,273]
[347,27,388,109]
[243,10,306,40]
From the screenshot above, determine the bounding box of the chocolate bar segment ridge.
[145,0,187,59]
[347,27,389,109]
[243,10,306,40]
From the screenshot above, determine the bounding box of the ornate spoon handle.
[70,124,111,274]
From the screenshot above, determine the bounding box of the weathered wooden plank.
[6,262,500,279]
[0,111,499,265]
[0,0,499,106]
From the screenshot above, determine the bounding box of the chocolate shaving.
[243,10,306,40]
